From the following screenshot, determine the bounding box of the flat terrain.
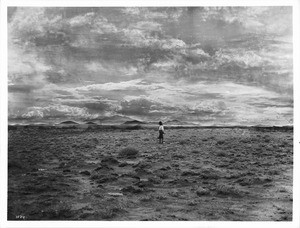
[8,126,293,220]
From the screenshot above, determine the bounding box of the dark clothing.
[158,130,164,139]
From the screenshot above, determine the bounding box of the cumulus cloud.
[189,48,210,58]
[134,21,162,31]
[121,28,162,48]
[161,38,186,50]
[121,7,173,20]
[91,15,118,34]
[20,104,102,119]
[74,79,162,92]
[119,98,155,115]
[9,8,63,44]
[68,12,95,27]
[197,6,292,35]
[121,7,141,16]
[214,48,265,68]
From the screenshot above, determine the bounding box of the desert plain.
[8,124,293,221]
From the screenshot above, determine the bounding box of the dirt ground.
[7,126,293,221]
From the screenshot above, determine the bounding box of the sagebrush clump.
[118,147,139,158]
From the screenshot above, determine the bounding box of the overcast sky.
[8,7,293,125]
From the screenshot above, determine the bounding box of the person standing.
[158,121,164,144]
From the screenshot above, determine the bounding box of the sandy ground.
[8,126,293,221]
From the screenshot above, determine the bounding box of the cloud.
[189,101,227,115]
[92,17,118,34]
[197,7,292,35]
[7,7,293,125]
[134,21,162,31]
[122,7,186,23]
[20,104,98,119]
[122,28,159,47]
[68,12,95,27]
[118,98,155,115]
[85,61,138,76]
[121,27,186,50]
[9,8,63,44]
[44,69,69,84]
[121,7,141,16]
[74,79,162,92]
[9,78,293,125]
[85,62,107,72]
[60,96,119,114]
[121,8,167,20]
[215,48,265,68]
[8,42,51,75]
[8,84,40,94]
[8,41,51,97]
[189,48,210,58]
[161,39,186,50]
[117,96,180,117]
[151,60,177,72]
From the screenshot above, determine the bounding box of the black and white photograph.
[1,0,300,227]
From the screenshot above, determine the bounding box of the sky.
[7,7,293,125]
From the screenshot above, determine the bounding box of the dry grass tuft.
[118,147,139,158]
[215,184,246,197]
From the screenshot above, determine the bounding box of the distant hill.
[91,115,136,124]
[123,120,146,125]
[85,121,97,125]
[59,121,79,125]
